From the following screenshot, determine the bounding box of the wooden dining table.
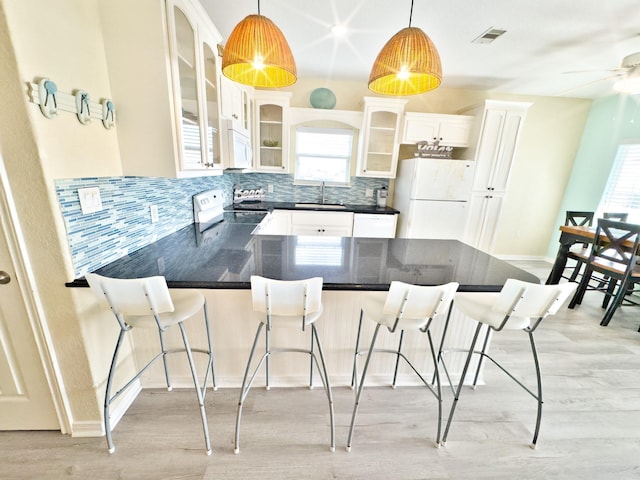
[545,224,637,284]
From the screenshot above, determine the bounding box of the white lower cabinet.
[255,210,396,238]
[352,214,397,238]
[463,192,505,253]
[290,211,354,237]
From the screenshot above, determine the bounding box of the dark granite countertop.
[67,212,539,292]
[228,201,399,215]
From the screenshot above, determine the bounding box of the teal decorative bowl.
[310,88,336,109]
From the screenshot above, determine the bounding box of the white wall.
[0,0,124,433]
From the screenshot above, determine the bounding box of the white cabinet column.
[462,100,531,252]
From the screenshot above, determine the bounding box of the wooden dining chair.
[562,211,594,282]
[568,219,640,329]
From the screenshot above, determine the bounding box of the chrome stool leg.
[178,322,212,455]
[104,329,126,454]
[346,324,381,452]
[202,301,217,391]
[157,329,172,391]
[350,310,364,390]
[529,331,543,449]
[391,330,405,388]
[442,322,483,446]
[311,324,335,451]
[234,323,265,454]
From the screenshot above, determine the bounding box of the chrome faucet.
[320,181,326,204]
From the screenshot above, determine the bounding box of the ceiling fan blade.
[555,72,624,96]
[562,67,627,75]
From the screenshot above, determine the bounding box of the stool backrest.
[493,279,577,330]
[381,281,459,332]
[565,211,594,227]
[86,273,174,317]
[251,276,323,318]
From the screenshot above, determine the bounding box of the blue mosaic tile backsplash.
[56,172,388,277]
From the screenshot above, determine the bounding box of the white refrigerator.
[393,158,476,239]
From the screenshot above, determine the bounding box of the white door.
[0,203,59,429]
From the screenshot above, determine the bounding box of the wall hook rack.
[28,78,116,129]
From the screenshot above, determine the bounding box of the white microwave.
[224,119,253,169]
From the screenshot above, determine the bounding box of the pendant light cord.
[258,0,261,15]
[408,0,414,27]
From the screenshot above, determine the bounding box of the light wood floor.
[2,261,640,479]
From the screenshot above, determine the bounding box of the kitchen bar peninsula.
[68,213,539,388]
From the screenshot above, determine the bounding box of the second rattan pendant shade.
[222,14,297,88]
[368,26,442,96]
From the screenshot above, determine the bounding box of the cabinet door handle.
[0,271,10,285]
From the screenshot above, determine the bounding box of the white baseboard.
[69,420,104,438]
[70,379,142,438]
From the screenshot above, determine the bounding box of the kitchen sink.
[294,203,347,209]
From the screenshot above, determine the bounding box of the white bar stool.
[346,281,459,451]
[234,275,335,454]
[441,279,576,448]
[85,273,216,455]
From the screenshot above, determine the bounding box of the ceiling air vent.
[472,27,506,44]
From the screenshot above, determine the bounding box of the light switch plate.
[78,187,103,214]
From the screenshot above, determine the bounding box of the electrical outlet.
[150,205,159,223]
[365,188,374,198]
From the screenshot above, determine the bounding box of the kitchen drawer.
[291,211,354,237]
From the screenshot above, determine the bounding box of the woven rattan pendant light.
[222,1,296,88]
[368,0,441,96]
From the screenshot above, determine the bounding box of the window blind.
[294,127,354,184]
[598,143,640,223]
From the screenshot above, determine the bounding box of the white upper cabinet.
[220,75,252,133]
[101,0,223,178]
[466,100,531,193]
[402,113,473,147]
[253,91,292,173]
[169,1,223,174]
[357,97,407,178]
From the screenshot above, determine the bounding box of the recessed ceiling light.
[472,27,506,44]
[330,24,347,37]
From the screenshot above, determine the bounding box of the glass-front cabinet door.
[201,39,221,169]
[169,0,222,175]
[253,91,291,173]
[357,97,406,178]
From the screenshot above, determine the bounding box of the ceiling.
[200,0,640,99]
